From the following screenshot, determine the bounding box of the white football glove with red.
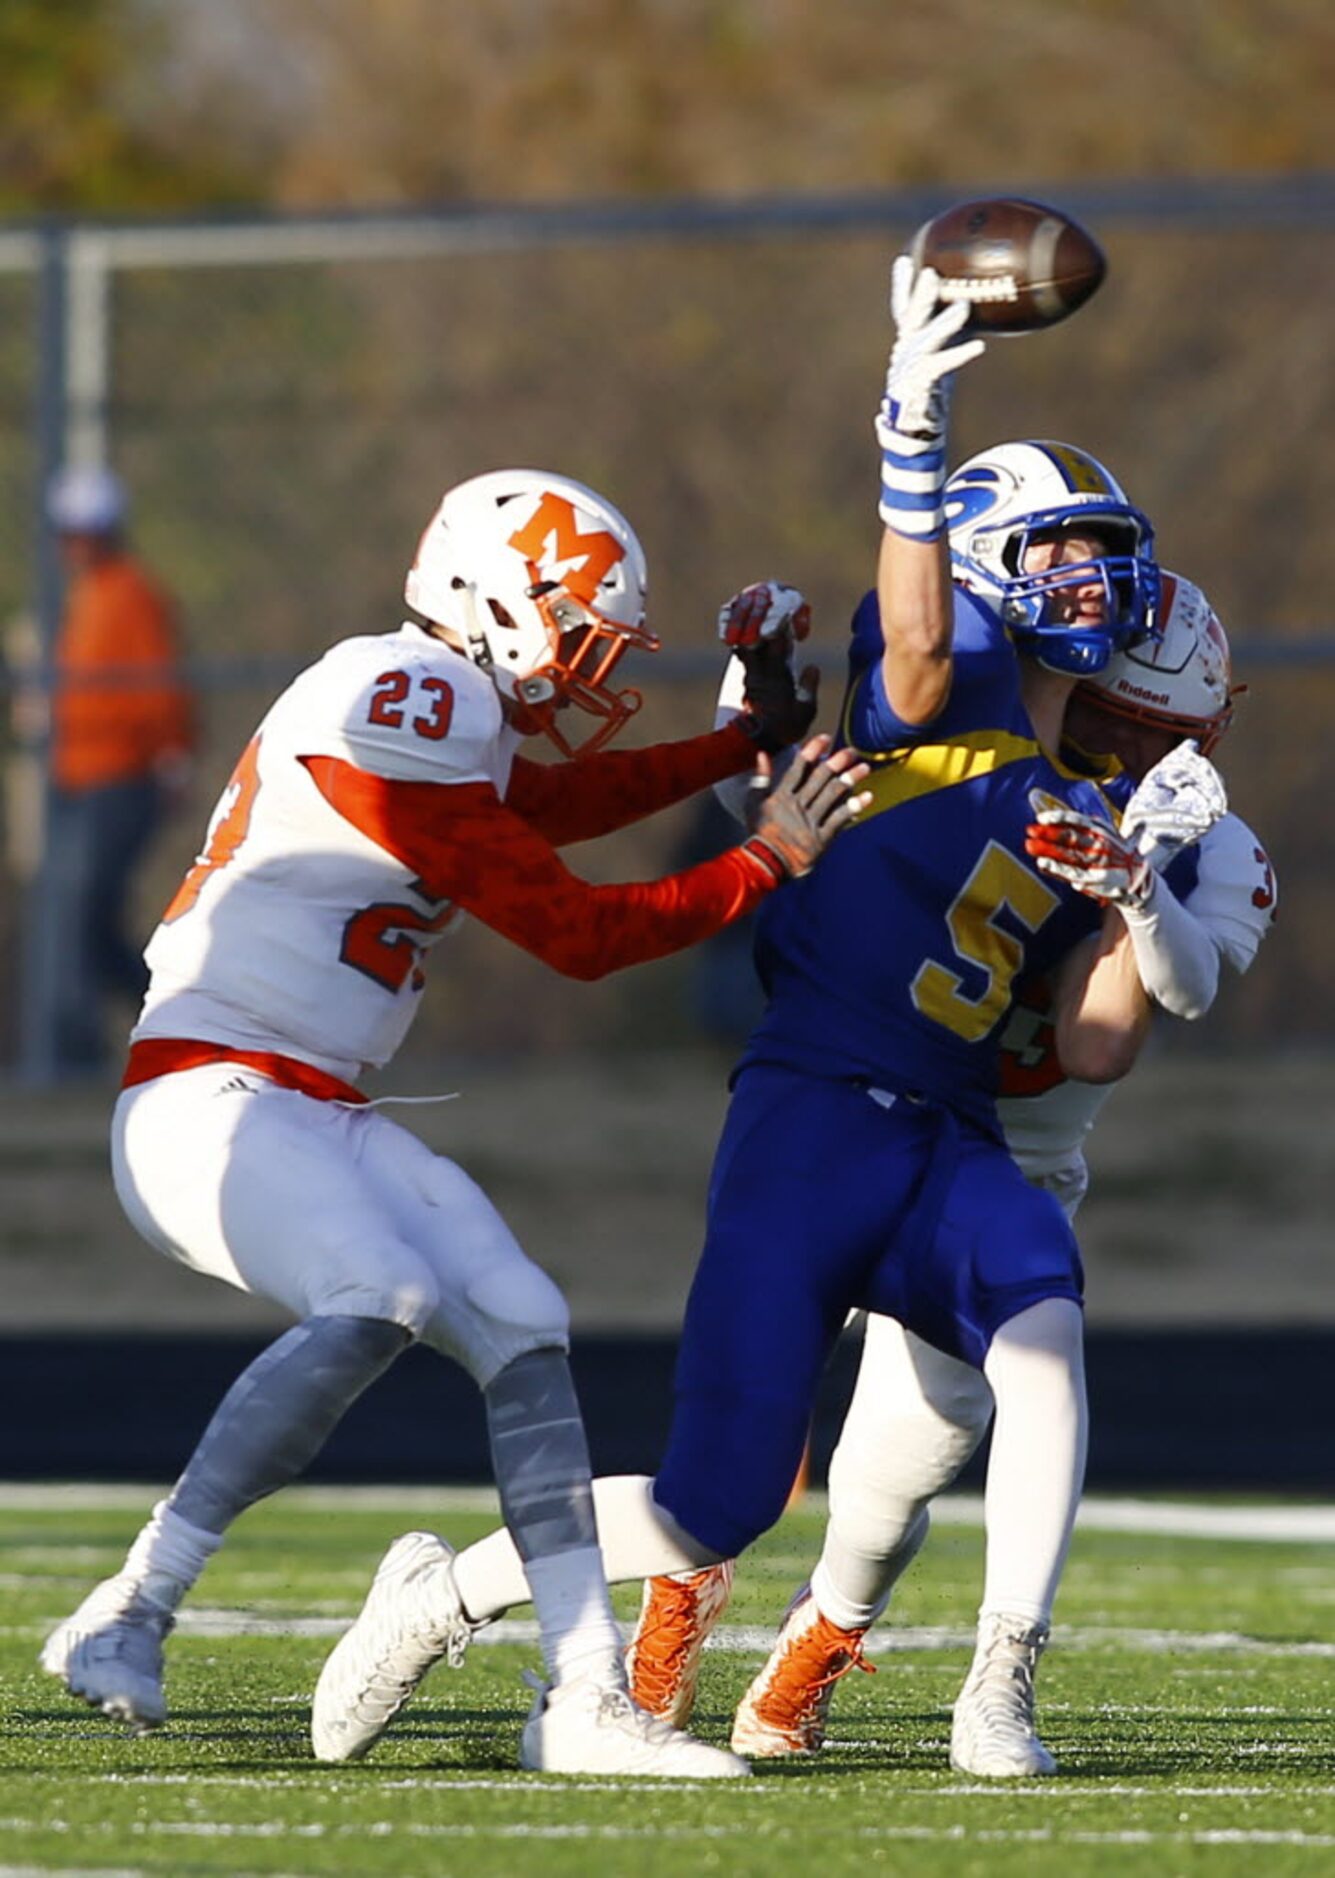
[717,579,811,652]
[1025,808,1154,909]
[1027,790,1227,1021]
[1120,740,1228,871]
[718,581,819,755]
[875,258,986,539]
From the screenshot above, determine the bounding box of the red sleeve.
[301,754,777,982]
[503,720,756,846]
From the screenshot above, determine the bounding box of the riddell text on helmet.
[1114,681,1173,706]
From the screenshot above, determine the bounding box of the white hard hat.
[47,464,128,533]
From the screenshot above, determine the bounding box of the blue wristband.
[876,426,946,539]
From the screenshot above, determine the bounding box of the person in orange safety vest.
[43,465,195,1072]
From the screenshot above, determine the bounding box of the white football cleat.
[730,1586,873,1757]
[949,1612,1057,1777]
[311,1531,477,1762]
[40,1574,174,1732]
[519,1671,751,1778]
[625,1560,735,1726]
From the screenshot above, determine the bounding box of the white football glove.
[1120,740,1228,871]
[874,258,986,537]
[878,257,987,441]
[1025,807,1154,910]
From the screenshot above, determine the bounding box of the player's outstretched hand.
[744,736,871,881]
[720,582,820,754]
[1025,807,1153,910]
[1121,740,1227,870]
[877,256,987,443]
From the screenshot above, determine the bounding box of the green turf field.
[3,1488,1333,1877]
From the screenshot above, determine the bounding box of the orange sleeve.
[504,720,756,846]
[301,755,777,981]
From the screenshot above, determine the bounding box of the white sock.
[979,1298,1087,1627]
[811,1505,930,1632]
[452,1474,718,1625]
[523,1546,624,1687]
[810,1317,992,1630]
[123,1500,224,1612]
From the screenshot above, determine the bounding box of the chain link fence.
[2,185,1332,1077]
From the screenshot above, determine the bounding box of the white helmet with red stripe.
[406,469,656,756]
[1081,570,1241,757]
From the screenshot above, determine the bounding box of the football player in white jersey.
[39,467,869,1778]
[625,571,1275,1774]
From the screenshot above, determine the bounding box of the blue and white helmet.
[944,440,1160,676]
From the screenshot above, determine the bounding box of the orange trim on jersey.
[122,1038,367,1105]
[162,734,262,925]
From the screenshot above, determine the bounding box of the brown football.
[909,197,1107,336]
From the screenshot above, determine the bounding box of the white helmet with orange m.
[1082,570,1243,758]
[406,469,656,756]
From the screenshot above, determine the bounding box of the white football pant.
[817,1162,1090,1630]
[112,1064,569,1386]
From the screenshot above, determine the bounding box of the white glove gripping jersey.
[137,625,522,1082]
[996,810,1276,1192]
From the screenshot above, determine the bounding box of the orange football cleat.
[625,1560,735,1727]
[730,1587,875,1756]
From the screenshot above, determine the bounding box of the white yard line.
[64,1772,1335,1799]
[0,1483,503,1514]
[4,1483,1333,1541]
[5,1819,1335,1849]
[0,1869,149,1878]
[916,1493,1335,1543]
[9,1611,1335,1660]
[2,1479,1335,1539]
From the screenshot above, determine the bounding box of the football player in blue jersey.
[309,256,1172,1767]
[714,574,1270,1776]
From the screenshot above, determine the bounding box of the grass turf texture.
[3,1492,1334,1877]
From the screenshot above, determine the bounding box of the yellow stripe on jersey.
[840,672,1122,822]
[853,728,1042,818]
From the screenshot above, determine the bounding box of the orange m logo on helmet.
[507,493,624,604]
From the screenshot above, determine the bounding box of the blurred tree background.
[6,1,1333,213]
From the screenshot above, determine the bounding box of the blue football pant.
[654,1067,1082,1559]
